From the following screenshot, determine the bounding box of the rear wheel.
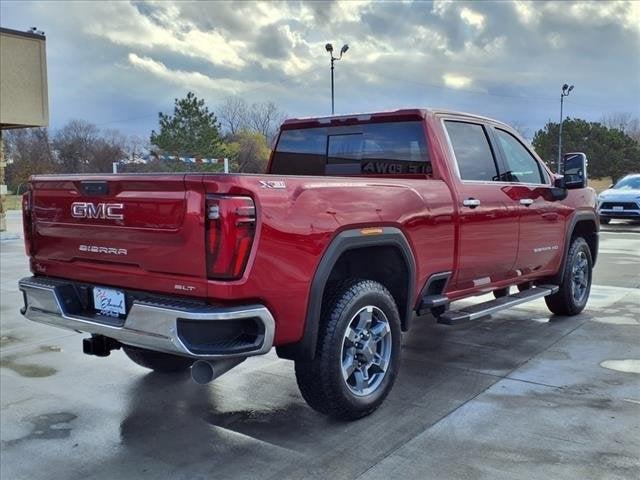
[545,237,592,316]
[123,345,194,373]
[295,279,401,420]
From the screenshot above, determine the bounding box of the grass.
[589,177,612,193]
[2,195,21,210]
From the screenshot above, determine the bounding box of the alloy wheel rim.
[340,306,392,396]
[571,250,589,304]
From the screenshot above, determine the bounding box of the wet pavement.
[1,211,639,479]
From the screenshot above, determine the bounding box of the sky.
[1,0,639,139]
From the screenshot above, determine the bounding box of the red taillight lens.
[22,191,33,256]
[205,195,256,279]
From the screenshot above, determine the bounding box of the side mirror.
[553,173,564,188]
[562,152,588,189]
[550,186,568,201]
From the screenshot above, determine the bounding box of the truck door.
[443,120,519,292]
[490,127,566,276]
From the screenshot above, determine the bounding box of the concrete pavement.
[1,211,639,479]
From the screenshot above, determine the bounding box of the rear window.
[444,121,498,182]
[270,121,431,176]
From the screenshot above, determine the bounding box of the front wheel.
[295,279,401,420]
[545,237,593,316]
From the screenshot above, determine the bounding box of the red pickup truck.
[19,109,598,419]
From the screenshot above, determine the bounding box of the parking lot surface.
[1,211,639,480]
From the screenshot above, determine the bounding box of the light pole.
[557,83,574,173]
[325,43,349,115]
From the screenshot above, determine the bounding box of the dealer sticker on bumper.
[93,287,126,317]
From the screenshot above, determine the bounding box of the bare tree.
[601,112,640,142]
[3,128,56,192]
[246,101,286,143]
[91,138,126,173]
[125,134,150,162]
[53,120,128,174]
[53,119,100,173]
[218,96,249,136]
[218,97,286,143]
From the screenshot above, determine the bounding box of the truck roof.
[282,108,505,128]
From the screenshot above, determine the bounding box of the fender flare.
[276,227,416,361]
[551,211,599,284]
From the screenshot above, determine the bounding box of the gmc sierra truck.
[19,109,598,420]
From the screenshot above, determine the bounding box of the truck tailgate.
[29,174,206,278]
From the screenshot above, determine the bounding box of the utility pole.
[325,43,349,115]
[557,83,574,173]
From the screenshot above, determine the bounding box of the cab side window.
[494,129,545,184]
[445,121,499,181]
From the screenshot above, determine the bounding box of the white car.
[597,174,640,224]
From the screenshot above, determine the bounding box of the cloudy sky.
[1,0,639,138]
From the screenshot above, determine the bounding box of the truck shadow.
[117,310,588,478]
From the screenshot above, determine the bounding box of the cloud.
[460,7,485,30]
[86,2,248,69]
[0,0,637,138]
[443,73,473,89]
[126,53,264,95]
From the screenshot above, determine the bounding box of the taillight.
[205,195,256,279]
[22,190,33,256]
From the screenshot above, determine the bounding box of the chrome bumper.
[19,276,275,360]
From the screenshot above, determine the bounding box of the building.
[0,26,48,231]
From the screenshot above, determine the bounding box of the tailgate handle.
[81,181,109,196]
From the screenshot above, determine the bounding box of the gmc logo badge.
[71,202,124,220]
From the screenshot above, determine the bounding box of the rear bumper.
[18,276,275,359]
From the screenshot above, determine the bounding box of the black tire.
[599,217,610,225]
[123,345,194,373]
[295,279,401,420]
[493,287,510,298]
[545,237,593,316]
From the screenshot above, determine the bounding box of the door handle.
[462,198,481,208]
[520,199,534,206]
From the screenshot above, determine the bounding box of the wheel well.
[572,219,598,265]
[325,246,411,330]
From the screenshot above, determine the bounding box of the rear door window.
[444,121,499,182]
[270,121,431,176]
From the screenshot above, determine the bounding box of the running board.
[417,294,449,315]
[438,285,559,325]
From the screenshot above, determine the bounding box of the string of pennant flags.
[138,154,229,164]
[113,154,230,173]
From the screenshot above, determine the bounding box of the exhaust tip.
[191,360,215,384]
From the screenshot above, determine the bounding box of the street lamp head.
[568,85,574,93]
[325,43,333,53]
[562,83,569,93]
[341,44,349,54]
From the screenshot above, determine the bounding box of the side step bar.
[438,285,559,325]
[417,294,449,315]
